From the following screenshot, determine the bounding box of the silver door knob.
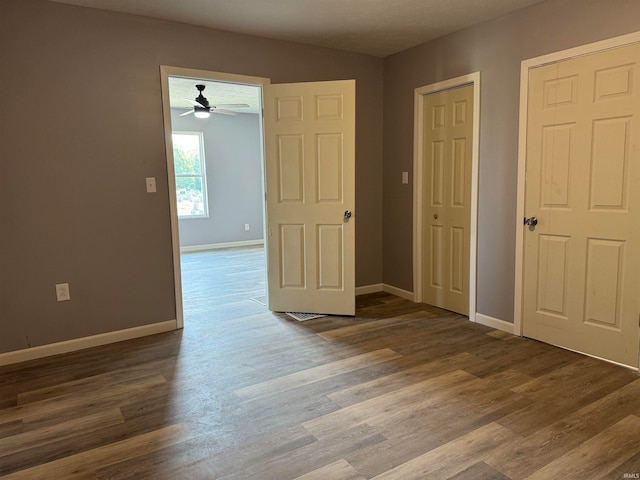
[344,210,352,222]
[524,216,538,229]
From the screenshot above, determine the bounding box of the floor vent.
[286,312,327,321]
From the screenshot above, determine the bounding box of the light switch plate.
[56,283,70,302]
[402,172,409,184]
[146,177,157,193]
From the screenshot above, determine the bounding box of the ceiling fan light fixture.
[180,83,249,118]
[194,109,211,119]
[193,84,211,118]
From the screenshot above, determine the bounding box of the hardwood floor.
[1,246,639,479]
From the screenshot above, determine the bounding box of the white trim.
[513,31,640,337]
[354,283,414,300]
[0,320,177,367]
[383,284,415,301]
[355,283,384,295]
[160,66,271,330]
[180,239,264,253]
[522,31,640,71]
[514,58,529,337]
[413,72,481,324]
[475,313,514,334]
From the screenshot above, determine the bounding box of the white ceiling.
[49,0,547,57]
[169,77,262,115]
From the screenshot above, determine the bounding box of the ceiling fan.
[180,84,249,118]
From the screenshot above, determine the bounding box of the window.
[172,132,208,218]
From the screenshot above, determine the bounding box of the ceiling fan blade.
[211,103,250,108]
[212,108,237,116]
[185,98,208,107]
[179,110,194,116]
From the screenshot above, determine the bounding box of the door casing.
[514,31,640,370]
[413,72,481,322]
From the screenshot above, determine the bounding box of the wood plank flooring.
[1,246,639,479]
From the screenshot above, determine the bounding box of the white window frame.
[172,131,209,219]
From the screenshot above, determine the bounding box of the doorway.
[160,67,271,328]
[161,68,358,325]
[412,73,480,322]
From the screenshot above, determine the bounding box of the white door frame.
[412,72,481,321]
[514,31,640,341]
[159,66,270,329]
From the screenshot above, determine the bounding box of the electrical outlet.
[245,224,250,231]
[402,171,409,184]
[55,283,71,302]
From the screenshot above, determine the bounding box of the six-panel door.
[422,85,474,315]
[523,44,640,367]
[264,80,355,315]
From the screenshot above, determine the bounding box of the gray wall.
[3,0,635,355]
[170,109,264,247]
[382,0,640,322]
[0,0,383,354]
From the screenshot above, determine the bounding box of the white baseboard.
[180,239,264,253]
[356,286,502,329]
[355,284,384,295]
[0,320,178,367]
[355,283,415,301]
[475,313,515,334]
[383,284,415,301]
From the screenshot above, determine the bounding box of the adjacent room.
[1,0,639,477]
[167,78,268,322]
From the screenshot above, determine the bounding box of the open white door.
[263,80,355,315]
